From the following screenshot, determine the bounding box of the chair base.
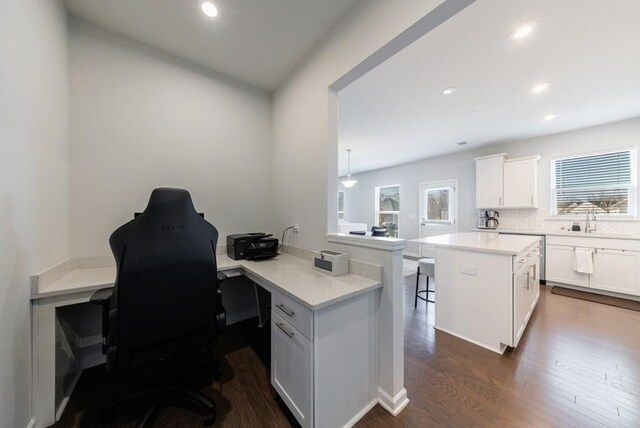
[137,385,215,428]
[416,289,435,304]
[415,267,435,307]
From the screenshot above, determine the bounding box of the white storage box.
[312,250,349,276]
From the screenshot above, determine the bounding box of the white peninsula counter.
[412,233,541,354]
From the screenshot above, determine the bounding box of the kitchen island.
[412,233,541,354]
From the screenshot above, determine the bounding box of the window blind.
[553,150,634,215]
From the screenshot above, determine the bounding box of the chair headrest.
[143,188,197,217]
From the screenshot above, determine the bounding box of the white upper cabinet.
[503,155,540,208]
[475,154,505,209]
[475,153,539,209]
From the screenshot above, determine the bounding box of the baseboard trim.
[342,398,378,428]
[434,325,506,354]
[26,418,36,428]
[377,387,409,416]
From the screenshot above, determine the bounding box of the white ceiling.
[64,0,359,91]
[338,0,640,175]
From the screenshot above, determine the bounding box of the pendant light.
[341,149,358,188]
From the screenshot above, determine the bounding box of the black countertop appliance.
[227,233,278,260]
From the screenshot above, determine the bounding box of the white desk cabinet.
[271,287,379,428]
[272,311,313,427]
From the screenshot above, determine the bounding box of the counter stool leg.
[414,267,421,308]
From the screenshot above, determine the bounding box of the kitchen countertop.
[471,228,640,240]
[411,233,540,255]
[31,253,382,310]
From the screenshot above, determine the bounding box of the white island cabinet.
[414,233,541,354]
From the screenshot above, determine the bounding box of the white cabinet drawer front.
[546,235,640,251]
[591,250,640,296]
[272,289,313,340]
[271,311,313,428]
[545,245,589,287]
[512,244,540,272]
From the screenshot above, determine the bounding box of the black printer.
[227,233,279,260]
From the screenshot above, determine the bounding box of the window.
[552,148,636,217]
[425,188,451,221]
[337,191,345,220]
[375,185,400,237]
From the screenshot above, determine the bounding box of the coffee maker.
[478,210,499,229]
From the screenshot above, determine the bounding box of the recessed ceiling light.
[510,21,538,39]
[543,113,558,121]
[201,1,218,18]
[442,87,456,95]
[531,81,550,94]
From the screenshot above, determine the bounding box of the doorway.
[419,180,457,258]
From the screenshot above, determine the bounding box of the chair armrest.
[90,288,113,305]
[217,271,228,283]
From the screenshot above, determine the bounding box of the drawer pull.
[276,303,295,317]
[276,322,295,338]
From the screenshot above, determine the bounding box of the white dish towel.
[573,248,594,274]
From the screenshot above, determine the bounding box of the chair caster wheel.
[203,410,216,426]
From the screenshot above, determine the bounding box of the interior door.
[419,180,457,258]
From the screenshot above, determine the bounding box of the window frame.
[550,147,637,219]
[423,186,454,224]
[375,184,400,237]
[337,190,345,220]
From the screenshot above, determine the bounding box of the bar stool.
[415,258,435,307]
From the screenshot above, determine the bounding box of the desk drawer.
[272,289,313,340]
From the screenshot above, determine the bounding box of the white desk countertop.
[411,232,540,255]
[31,253,382,310]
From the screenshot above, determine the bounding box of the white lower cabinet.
[546,244,590,287]
[270,288,379,428]
[591,249,640,295]
[271,310,313,427]
[546,238,640,297]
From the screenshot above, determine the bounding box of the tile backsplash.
[495,206,640,235]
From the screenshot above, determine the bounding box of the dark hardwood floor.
[55,274,640,427]
[357,275,640,427]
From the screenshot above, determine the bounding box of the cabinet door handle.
[499,196,502,206]
[525,271,530,289]
[532,264,536,281]
[275,303,295,317]
[531,195,534,206]
[276,322,295,338]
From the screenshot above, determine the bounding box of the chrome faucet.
[585,209,598,233]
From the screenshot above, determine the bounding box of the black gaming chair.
[91,188,227,427]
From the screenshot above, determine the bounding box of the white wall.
[341,117,640,254]
[69,19,273,257]
[272,0,449,250]
[0,1,69,426]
